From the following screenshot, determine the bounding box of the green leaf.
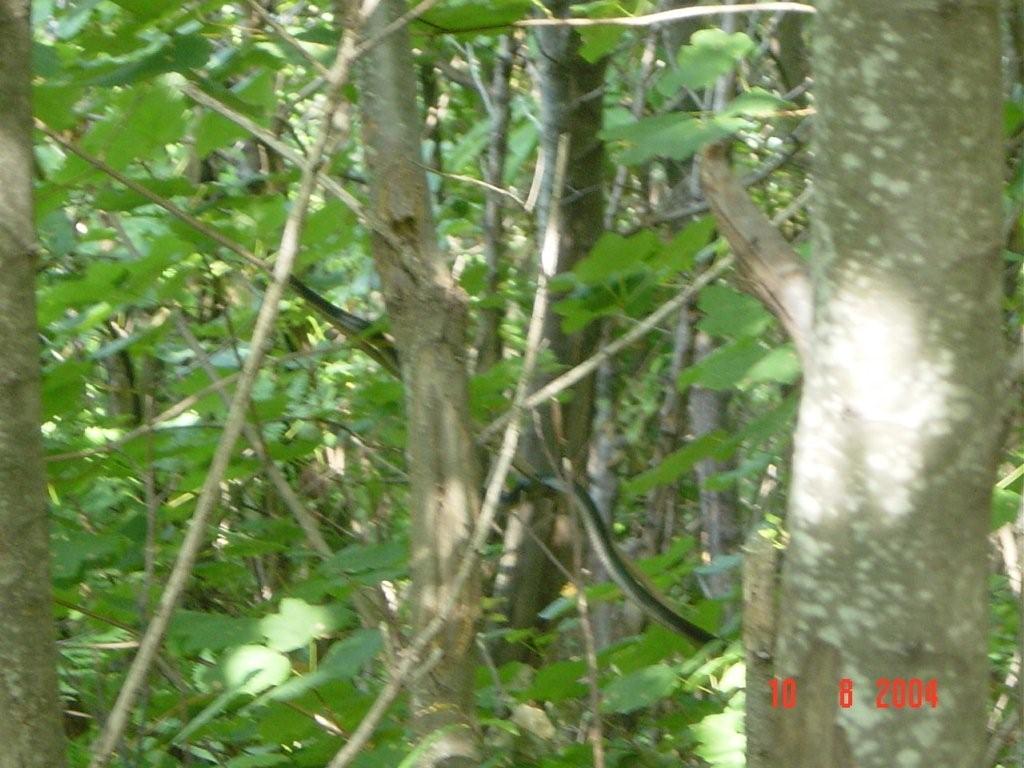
[34,83,81,130]
[602,113,737,165]
[51,531,127,582]
[81,83,188,168]
[321,539,408,584]
[553,286,619,333]
[260,598,351,652]
[418,0,531,32]
[723,87,792,118]
[235,69,277,110]
[524,660,587,703]
[175,688,242,744]
[573,231,659,284]
[195,110,248,156]
[1005,98,1024,138]
[223,645,291,694]
[93,177,195,211]
[677,336,768,391]
[601,664,678,714]
[658,29,756,94]
[55,0,104,40]
[624,430,732,497]
[262,629,383,702]
[605,624,695,673]
[992,489,1021,529]
[39,251,172,326]
[169,611,262,653]
[41,359,90,420]
[732,392,799,447]
[693,708,745,767]
[109,0,178,22]
[91,34,212,86]
[578,26,624,62]
[649,216,716,273]
[697,284,773,338]
[225,755,290,768]
[743,344,801,385]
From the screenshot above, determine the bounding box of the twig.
[246,0,330,77]
[352,0,443,57]
[514,3,814,28]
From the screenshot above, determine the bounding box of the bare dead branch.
[699,142,813,359]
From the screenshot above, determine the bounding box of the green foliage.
[25,1,1020,766]
[659,29,756,93]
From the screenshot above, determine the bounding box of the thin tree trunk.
[0,2,68,766]
[689,330,740,599]
[475,35,516,372]
[643,304,692,555]
[492,0,608,661]
[770,2,1004,764]
[356,2,482,764]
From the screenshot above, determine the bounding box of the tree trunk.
[357,2,482,764]
[771,2,1004,764]
[689,330,740,599]
[0,2,68,766]
[475,35,516,372]
[492,0,607,662]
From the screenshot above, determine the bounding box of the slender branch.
[416,162,526,208]
[245,0,331,77]
[178,82,374,237]
[515,2,814,28]
[352,0,443,57]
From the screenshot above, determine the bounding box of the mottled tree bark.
[772,2,1004,765]
[0,2,68,766]
[357,2,482,764]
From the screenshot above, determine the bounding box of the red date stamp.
[769,677,939,709]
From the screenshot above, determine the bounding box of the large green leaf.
[109,0,178,22]
[417,0,531,32]
[677,336,768,391]
[601,113,740,165]
[601,664,678,714]
[524,660,587,703]
[90,33,212,86]
[571,231,659,284]
[697,284,773,338]
[693,707,745,767]
[625,430,733,496]
[81,83,188,168]
[658,29,756,94]
[260,598,352,653]
[992,488,1021,529]
[169,611,263,654]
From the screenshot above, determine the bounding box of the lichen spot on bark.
[852,96,892,132]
